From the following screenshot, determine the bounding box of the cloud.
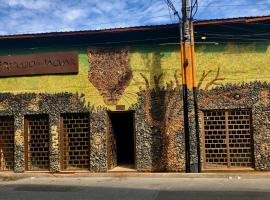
[196,0,270,19]
[62,9,85,21]
[6,0,51,10]
[0,0,268,35]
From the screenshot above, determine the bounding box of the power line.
[174,0,270,7]
[164,0,181,21]
[3,26,270,49]
[199,22,259,33]
[194,19,270,27]
[196,32,270,37]
[0,36,181,52]
[12,35,269,51]
[166,2,174,23]
[195,35,270,41]
[191,0,199,19]
[198,3,270,7]
[175,0,270,8]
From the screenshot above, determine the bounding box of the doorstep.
[108,164,137,172]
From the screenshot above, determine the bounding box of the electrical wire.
[196,32,270,37]
[201,22,257,33]
[190,0,198,19]
[3,26,270,51]
[167,3,174,23]
[164,0,181,21]
[194,35,270,41]
[198,3,270,7]
[175,0,270,8]
[194,19,270,27]
[196,29,270,42]
[193,21,270,42]
[193,18,270,42]
[0,36,181,52]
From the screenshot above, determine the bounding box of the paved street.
[0,176,270,200]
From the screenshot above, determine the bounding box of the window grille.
[25,115,49,171]
[203,110,253,169]
[0,116,14,171]
[61,113,89,170]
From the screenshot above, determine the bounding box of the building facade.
[0,16,270,173]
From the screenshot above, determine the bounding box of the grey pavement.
[0,176,270,200]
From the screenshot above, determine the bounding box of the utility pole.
[181,0,201,173]
[164,0,200,173]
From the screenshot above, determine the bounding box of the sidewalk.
[1,173,270,200]
[1,171,270,180]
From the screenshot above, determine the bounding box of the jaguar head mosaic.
[87,47,132,105]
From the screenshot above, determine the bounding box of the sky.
[0,0,270,35]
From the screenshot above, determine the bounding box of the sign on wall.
[0,51,78,77]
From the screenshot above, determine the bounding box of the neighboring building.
[0,16,270,173]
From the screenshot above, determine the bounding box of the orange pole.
[181,27,196,90]
[190,22,197,88]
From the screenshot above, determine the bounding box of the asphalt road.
[0,176,270,200]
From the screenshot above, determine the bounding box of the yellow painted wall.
[1,42,270,109]
[195,43,270,89]
[0,46,181,110]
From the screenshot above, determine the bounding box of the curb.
[1,172,270,180]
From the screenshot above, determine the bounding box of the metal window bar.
[0,116,14,171]
[203,109,253,169]
[25,115,50,171]
[61,113,90,171]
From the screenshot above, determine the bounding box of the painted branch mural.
[138,71,185,171]
[197,66,225,90]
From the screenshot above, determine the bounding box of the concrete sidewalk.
[1,176,270,200]
[1,171,270,180]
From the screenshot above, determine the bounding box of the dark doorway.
[108,111,135,168]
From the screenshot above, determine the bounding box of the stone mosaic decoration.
[0,90,186,173]
[198,82,270,170]
[0,93,107,173]
[87,47,132,105]
[1,43,270,173]
[131,71,186,172]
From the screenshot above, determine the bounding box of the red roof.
[194,15,270,25]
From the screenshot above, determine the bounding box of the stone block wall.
[0,93,92,172]
[0,91,186,173]
[198,82,270,170]
[1,83,270,172]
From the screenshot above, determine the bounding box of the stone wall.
[89,108,108,172]
[2,82,270,172]
[131,73,186,172]
[0,93,108,172]
[198,82,270,170]
[0,90,186,173]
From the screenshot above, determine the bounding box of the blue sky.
[0,0,270,35]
